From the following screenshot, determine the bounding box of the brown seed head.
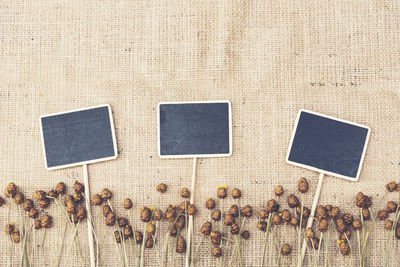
[230,223,240,235]
[287,194,300,208]
[66,200,76,214]
[41,214,53,228]
[210,231,222,246]
[156,183,167,193]
[212,246,222,258]
[178,201,188,213]
[23,199,33,212]
[153,208,163,221]
[298,177,309,193]
[146,222,156,236]
[339,241,350,255]
[362,208,371,221]
[73,181,84,193]
[232,188,242,199]
[180,188,190,198]
[397,184,400,193]
[124,225,133,239]
[229,205,239,218]
[266,199,278,213]
[355,192,366,208]
[311,238,319,250]
[145,236,154,249]
[187,204,197,216]
[55,182,66,195]
[281,243,292,256]
[274,185,284,197]
[272,213,282,225]
[64,194,73,205]
[240,205,253,217]
[101,188,112,201]
[165,206,177,221]
[343,213,354,225]
[114,230,121,243]
[339,229,352,241]
[386,181,397,192]
[216,187,227,199]
[47,190,58,199]
[169,224,178,237]
[14,192,24,205]
[329,206,341,219]
[352,219,362,230]
[315,205,327,221]
[73,192,83,203]
[5,223,15,235]
[290,217,299,227]
[318,219,329,233]
[34,220,41,230]
[224,214,235,226]
[296,206,311,219]
[29,208,39,219]
[34,190,46,201]
[325,205,333,212]
[105,212,116,226]
[205,198,216,210]
[39,199,50,209]
[140,207,152,222]
[103,205,111,217]
[282,209,291,223]
[384,219,393,231]
[259,209,268,220]
[176,236,186,253]
[5,183,17,198]
[257,220,267,231]
[306,227,315,238]
[241,230,250,240]
[92,194,102,206]
[134,231,143,244]
[387,201,397,213]
[123,198,133,209]
[396,226,400,239]
[118,217,129,227]
[12,231,20,243]
[200,222,212,235]
[211,209,221,221]
[335,218,347,233]
[377,210,389,220]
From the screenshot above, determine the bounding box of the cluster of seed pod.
[61,181,87,224]
[382,181,400,238]
[201,186,251,259]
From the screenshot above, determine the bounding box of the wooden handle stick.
[83,164,96,267]
[185,157,197,267]
[298,172,324,267]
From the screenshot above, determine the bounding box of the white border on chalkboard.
[286,109,371,182]
[39,104,118,170]
[157,100,233,159]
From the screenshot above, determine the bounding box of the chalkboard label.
[158,101,232,158]
[286,110,370,181]
[40,105,118,170]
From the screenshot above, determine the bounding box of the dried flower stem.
[324,222,332,267]
[384,193,400,267]
[297,201,305,267]
[261,212,273,266]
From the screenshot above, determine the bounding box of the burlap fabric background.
[0,0,400,266]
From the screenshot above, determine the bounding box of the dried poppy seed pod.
[165,206,177,221]
[241,230,250,240]
[306,227,315,239]
[229,205,239,218]
[146,222,156,236]
[73,192,83,203]
[384,219,393,231]
[34,220,41,230]
[232,188,241,199]
[325,204,333,212]
[12,231,21,243]
[339,241,350,255]
[156,183,167,193]
[287,194,300,208]
[92,194,102,206]
[343,213,354,225]
[212,246,222,258]
[124,225,133,239]
[176,236,186,253]
[73,181,84,193]
[281,243,292,256]
[210,231,222,246]
[290,217,299,227]
[34,190,46,201]
[362,208,371,221]
[211,209,221,221]
[274,185,284,197]
[259,209,268,220]
[200,222,212,235]
[206,198,216,210]
[266,199,278,213]
[397,183,400,192]
[187,204,197,216]
[377,210,389,220]
[298,177,309,193]
[335,218,346,233]
[66,201,76,214]
[352,219,362,230]
[224,214,235,226]
[145,236,154,249]
[47,189,58,199]
[364,196,372,208]
[153,208,163,221]
[217,186,227,199]
[64,194,73,205]
[241,205,253,217]
[118,217,129,227]
[318,219,329,233]
[257,220,267,231]
[282,209,291,223]
[134,231,143,244]
[176,215,185,229]
[14,192,24,205]
[29,208,39,219]
[140,207,151,222]
[105,212,116,226]
[180,188,190,198]
[178,201,188,213]
[311,237,319,250]
[55,182,66,195]
[114,230,122,243]
[386,181,397,192]
[315,205,327,221]
[5,182,17,198]
[387,201,397,213]
[272,214,282,225]
[296,206,311,219]
[339,229,352,241]
[5,223,15,234]
[76,207,87,221]
[23,199,33,212]
[230,223,240,235]
[103,205,111,217]
[396,226,400,239]
[101,188,112,201]
[123,198,133,209]
[41,214,53,228]
[169,225,178,237]
[39,199,50,209]
[329,206,341,219]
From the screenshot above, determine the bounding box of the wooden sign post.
[40,104,118,267]
[158,101,232,267]
[286,109,370,266]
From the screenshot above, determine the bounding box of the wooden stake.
[185,157,197,267]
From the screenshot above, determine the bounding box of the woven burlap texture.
[0,0,400,266]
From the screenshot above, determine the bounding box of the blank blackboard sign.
[40,105,118,170]
[286,109,370,181]
[158,101,232,158]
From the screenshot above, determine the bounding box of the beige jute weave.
[0,0,399,266]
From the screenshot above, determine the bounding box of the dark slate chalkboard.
[287,110,370,179]
[158,102,232,157]
[40,105,117,169]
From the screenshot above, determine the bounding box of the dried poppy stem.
[190,234,205,266]
[107,200,126,267]
[55,221,68,267]
[261,212,273,266]
[324,222,332,267]
[315,232,323,266]
[297,202,304,267]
